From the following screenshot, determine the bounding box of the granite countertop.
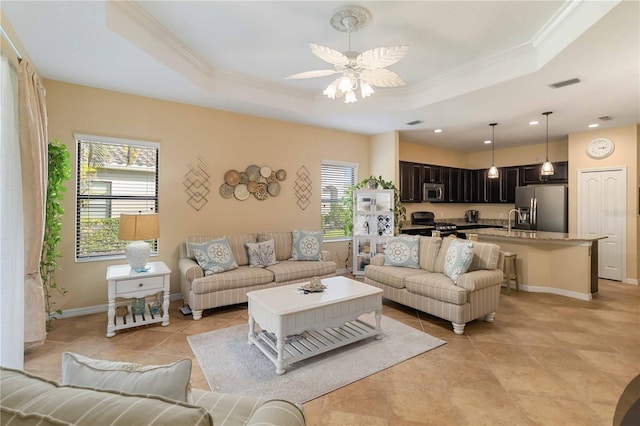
[458,227,608,242]
[400,219,507,230]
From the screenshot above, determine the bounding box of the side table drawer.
[116,276,164,294]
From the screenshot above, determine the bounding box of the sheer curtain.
[0,53,25,367]
[19,59,48,347]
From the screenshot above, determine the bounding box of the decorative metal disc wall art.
[219,165,286,201]
[294,165,312,210]
[184,156,210,211]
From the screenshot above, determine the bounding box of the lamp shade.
[118,213,159,241]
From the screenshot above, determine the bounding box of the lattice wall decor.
[295,165,312,210]
[184,156,210,211]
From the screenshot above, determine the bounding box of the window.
[76,135,159,261]
[321,161,357,241]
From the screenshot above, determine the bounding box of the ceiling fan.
[285,6,409,103]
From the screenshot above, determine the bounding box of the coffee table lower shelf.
[248,319,381,374]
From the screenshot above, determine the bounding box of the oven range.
[404,211,459,237]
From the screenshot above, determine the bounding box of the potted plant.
[41,139,71,330]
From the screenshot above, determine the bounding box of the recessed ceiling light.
[484,140,492,144]
[434,129,443,133]
[588,123,599,128]
[529,120,539,125]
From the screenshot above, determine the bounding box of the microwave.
[422,183,444,202]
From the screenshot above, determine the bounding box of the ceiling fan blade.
[309,43,350,67]
[357,45,410,70]
[360,69,406,88]
[285,69,339,79]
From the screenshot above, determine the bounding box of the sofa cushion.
[434,235,457,273]
[189,237,239,274]
[405,273,468,305]
[265,260,335,283]
[419,236,442,272]
[1,367,212,426]
[191,390,305,426]
[364,264,424,289]
[443,240,474,283]
[191,266,274,294]
[186,235,256,267]
[257,231,292,261]
[246,239,278,268]
[468,241,501,271]
[61,353,192,403]
[384,236,420,268]
[291,230,322,261]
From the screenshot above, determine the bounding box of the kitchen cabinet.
[462,169,478,203]
[443,167,462,202]
[399,161,422,202]
[501,166,520,202]
[522,161,568,184]
[352,189,394,276]
[422,165,442,183]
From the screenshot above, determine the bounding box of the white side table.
[106,261,171,337]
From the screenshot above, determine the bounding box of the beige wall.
[370,131,398,183]
[466,140,568,169]
[45,80,371,310]
[568,124,639,283]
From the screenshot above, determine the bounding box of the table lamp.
[118,213,159,272]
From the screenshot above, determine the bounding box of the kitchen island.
[459,228,607,300]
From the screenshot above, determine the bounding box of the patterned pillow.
[188,237,238,275]
[291,230,322,261]
[384,236,420,268]
[246,239,278,267]
[444,239,474,283]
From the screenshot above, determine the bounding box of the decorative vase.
[131,297,146,315]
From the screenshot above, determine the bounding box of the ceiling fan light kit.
[286,5,409,103]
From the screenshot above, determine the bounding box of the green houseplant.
[41,139,71,330]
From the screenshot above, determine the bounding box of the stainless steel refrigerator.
[515,185,568,232]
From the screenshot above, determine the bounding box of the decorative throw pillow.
[189,237,238,275]
[61,352,192,403]
[443,239,474,283]
[246,239,278,267]
[384,236,420,268]
[291,230,322,261]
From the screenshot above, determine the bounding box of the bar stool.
[503,252,519,294]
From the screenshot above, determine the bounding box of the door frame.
[576,166,627,282]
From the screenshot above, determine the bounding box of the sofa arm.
[179,258,204,282]
[321,250,332,262]
[246,400,305,426]
[370,254,385,266]
[456,269,503,291]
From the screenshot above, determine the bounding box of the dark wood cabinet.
[423,165,442,183]
[501,166,520,203]
[443,167,462,202]
[399,161,423,203]
[462,169,477,203]
[547,161,568,182]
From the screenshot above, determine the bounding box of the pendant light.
[541,111,555,176]
[488,123,499,179]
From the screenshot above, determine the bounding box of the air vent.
[406,120,423,126]
[548,78,581,89]
[597,115,613,121]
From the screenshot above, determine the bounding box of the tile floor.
[24,279,639,425]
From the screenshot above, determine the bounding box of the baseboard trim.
[507,284,592,301]
[53,293,184,319]
[623,278,638,285]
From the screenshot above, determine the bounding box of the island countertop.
[458,227,607,242]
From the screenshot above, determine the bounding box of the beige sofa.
[364,236,503,335]
[179,231,337,320]
[0,367,305,425]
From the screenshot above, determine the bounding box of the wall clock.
[586,138,615,159]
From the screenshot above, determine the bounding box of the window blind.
[321,162,356,240]
[76,137,159,260]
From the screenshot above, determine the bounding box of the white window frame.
[321,160,358,242]
[75,134,159,262]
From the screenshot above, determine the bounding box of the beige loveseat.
[179,232,337,320]
[365,236,503,335]
[0,367,305,425]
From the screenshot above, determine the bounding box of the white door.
[578,168,625,281]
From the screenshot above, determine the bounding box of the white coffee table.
[247,276,383,374]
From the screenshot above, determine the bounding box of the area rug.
[187,313,446,403]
